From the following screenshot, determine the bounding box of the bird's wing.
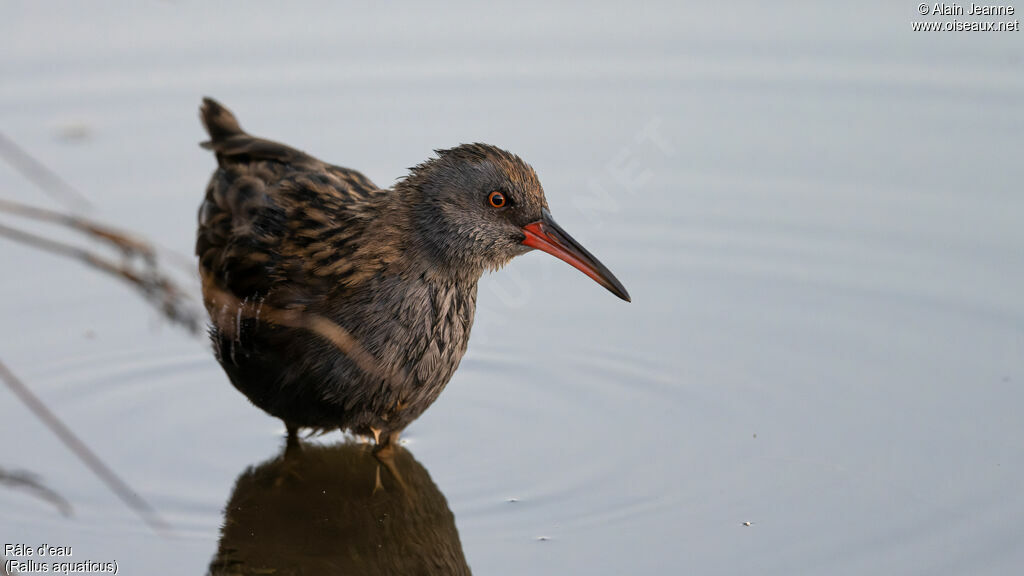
[196,98,389,313]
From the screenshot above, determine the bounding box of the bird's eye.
[488,191,507,208]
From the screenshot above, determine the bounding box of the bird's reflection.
[208,441,470,575]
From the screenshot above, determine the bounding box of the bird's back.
[196,98,387,301]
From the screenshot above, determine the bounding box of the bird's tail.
[198,97,315,167]
[200,97,245,142]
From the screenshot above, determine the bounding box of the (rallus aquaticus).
[196,98,630,450]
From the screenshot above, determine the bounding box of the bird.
[195,97,629,449]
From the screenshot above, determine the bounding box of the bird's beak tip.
[521,212,631,302]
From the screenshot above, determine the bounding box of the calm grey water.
[2,2,1022,574]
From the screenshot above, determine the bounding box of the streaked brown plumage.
[196,98,629,447]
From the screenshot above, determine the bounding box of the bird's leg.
[274,424,305,487]
[372,442,408,493]
[369,429,408,492]
[285,423,301,453]
[371,429,400,455]
[372,465,385,495]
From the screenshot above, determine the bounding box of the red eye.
[488,191,507,208]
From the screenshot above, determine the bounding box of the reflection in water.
[208,442,470,575]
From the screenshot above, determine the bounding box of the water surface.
[2,2,1022,574]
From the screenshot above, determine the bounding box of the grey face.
[409,143,549,274]
[407,143,631,302]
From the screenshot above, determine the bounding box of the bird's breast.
[331,273,478,407]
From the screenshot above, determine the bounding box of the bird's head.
[403,143,630,301]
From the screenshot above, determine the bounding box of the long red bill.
[521,209,631,302]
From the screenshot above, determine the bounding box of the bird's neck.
[386,184,486,287]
